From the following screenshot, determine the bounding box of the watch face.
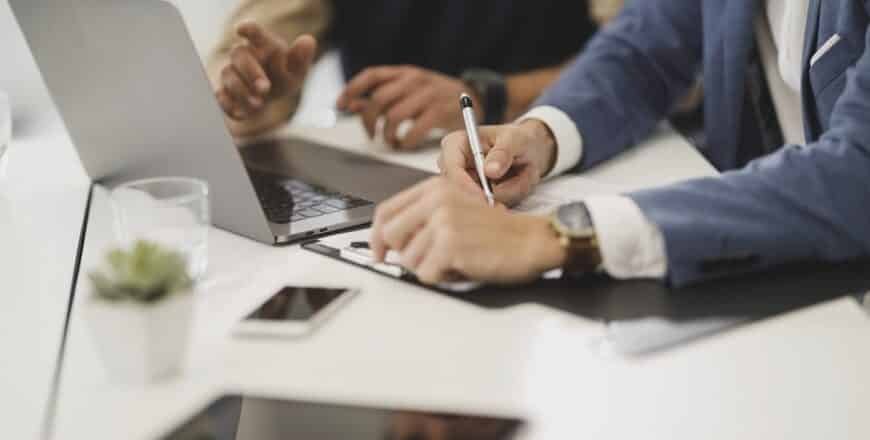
[556,202,595,236]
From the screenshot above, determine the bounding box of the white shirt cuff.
[519,106,583,179]
[584,195,668,279]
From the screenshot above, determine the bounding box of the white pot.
[84,292,194,385]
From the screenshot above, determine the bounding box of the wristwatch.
[550,202,603,275]
[460,68,507,125]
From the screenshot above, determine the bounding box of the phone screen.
[244,287,348,322]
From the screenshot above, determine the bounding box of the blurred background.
[0,0,342,138]
[173,0,345,128]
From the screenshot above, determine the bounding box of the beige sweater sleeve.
[207,0,333,136]
[588,0,625,25]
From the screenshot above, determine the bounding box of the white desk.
[46,114,721,439]
[48,115,870,439]
[536,296,870,439]
[0,2,92,439]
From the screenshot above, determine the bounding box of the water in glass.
[111,177,210,281]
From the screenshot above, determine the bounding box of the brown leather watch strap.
[560,234,603,275]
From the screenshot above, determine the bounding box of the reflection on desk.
[164,394,524,440]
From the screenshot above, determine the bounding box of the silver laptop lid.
[10,0,274,243]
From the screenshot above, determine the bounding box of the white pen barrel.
[462,109,485,167]
[461,107,495,204]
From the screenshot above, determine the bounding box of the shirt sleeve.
[519,106,584,179]
[584,195,668,279]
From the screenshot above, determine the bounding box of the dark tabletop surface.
[304,241,870,355]
[450,260,870,355]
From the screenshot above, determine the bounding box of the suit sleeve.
[628,24,870,287]
[534,0,703,171]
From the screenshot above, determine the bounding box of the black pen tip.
[460,93,473,109]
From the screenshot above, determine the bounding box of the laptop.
[10,0,431,244]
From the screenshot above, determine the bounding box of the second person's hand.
[214,22,317,137]
[336,66,483,150]
[438,119,558,207]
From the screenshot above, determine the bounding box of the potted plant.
[85,240,195,384]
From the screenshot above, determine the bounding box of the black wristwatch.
[461,69,507,125]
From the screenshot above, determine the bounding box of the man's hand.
[336,66,481,150]
[214,22,317,136]
[438,119,557,206]
[370,177,566,285]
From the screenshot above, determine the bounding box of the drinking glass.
[111,177,210,280]
[0,91,10,170]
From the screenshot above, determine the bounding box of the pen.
[459,94,495,206]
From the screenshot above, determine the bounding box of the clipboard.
[301,239,483,294]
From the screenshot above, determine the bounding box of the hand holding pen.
[440,95,557,207]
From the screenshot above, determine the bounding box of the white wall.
[167,0,240,57]
[0,0,238,126]
[1,0,343,134]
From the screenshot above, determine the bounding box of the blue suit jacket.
[536,0,870,285]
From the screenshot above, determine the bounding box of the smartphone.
[233,286,358,338]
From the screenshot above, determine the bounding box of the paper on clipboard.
[316,229,483,293]
[314,230,564,293]
[309,175,624,292]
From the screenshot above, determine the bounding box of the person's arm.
[624,24,870,286]
[531,0,703,173]
[438,0,704,204]
[207,0,332,137]
[503,61,575,122]
[372,8,870,288]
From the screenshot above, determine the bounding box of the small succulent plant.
[89,240,193,304]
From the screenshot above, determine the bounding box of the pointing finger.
[230,45,270,97]
[236,22,280,59]
[286,34,317,72]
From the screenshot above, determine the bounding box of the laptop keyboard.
[250,173,373,224]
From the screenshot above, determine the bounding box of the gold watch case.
[550,202,602,274]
